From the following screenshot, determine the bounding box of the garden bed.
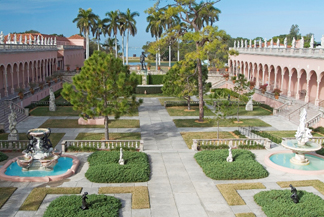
[166,106,214,116]
[85,151,150,183]
[0,152,8,162]
[194,150,268,180]
[39,119,140,128]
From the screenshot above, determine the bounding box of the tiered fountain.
[265,108,324,174]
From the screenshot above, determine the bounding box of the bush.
[252,130,282,144]
[85,151,150,183]
[43,194,121,217]
[135,86,162,94]
[238,144,265,149]
[259,103,273,112]
[233,130,246,138]
[194,149,268,180]
[135,75,142,85]
[199,144,229,150]
[210,88,249,102]
[313,126,324,135]
[40,88,63,102]
[254,190,324,217]
[66,146,98,152]
[0,129,5,134]
[0,152,8,162]
[148,75,164,84]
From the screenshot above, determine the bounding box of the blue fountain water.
[270,153,324,171]
[5,157,73,177]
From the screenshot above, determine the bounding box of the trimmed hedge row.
[0,152,8,162]
[40,88,63,102]
[43,194,121,217]
[136,86,162,94]
[148,75,164,84]
[135,75,142,85]
[194,149,269,180]
[199,144,264,151]
[254,190,324,217]
[252,130,282,144]
[85,151,150,183]
[259,103,273,112]
[164,101,201,107]
[233,130,247,138]
[210,88,249,102]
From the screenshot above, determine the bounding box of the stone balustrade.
[0,140,29,150]
[61,140,144,152]
[57,45,84,50]
[191,138,271,151]
[230,47,324,58]
[282,137,324,145]
[0,44,57,52]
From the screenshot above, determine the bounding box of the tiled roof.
[68,34,84,39]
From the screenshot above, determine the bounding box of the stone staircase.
[0,101,28,132]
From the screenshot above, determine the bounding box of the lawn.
[265,130,324,138]
[30,106,80,116]
[166,106,214,116]
[174,118,271,127]
[39,119,140,128]
[135,93,165,98]
[0,133,65,147]
[228,106,272,116]
[75,133,141,140]
[181,132,235,149]
[158,97,185,106]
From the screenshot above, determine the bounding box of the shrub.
[135,75,142,85]
[0,152,8,162]
[252,130,282,144]
[233,130,246,138]
[238,144,265,149]
[199,144,229,150]
[313,126,324,134]
[254,190,324,217]
[148,75,164,84]
[194,149,268,180]
[135,86,162,94]
[0,129,5,134]
[66,146,98,152]
[85,151,150,183]
[259,103,273,112]
[43,194,121,217]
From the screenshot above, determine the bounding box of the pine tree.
[61,51,142,140]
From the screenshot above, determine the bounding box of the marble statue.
[245,94,253,111]
[270,39,273,48]
[226,147,233,162]
[249,39,252,48]
[284,37,287,48]
[8,103,19,140]
[24,35,27,44]
[259,39,262,48]
[41,36,44,45]
[7,33,11,44]
[13,34,17,44]
[295,108,312,145]
[245,40,247,48]
[241,39,244,48]
[277,38,280,48]
[237,41,240,48]
[300,37,304,48]
[292,37,296,48]
[0,31,3,44]
[37,35,40,45]
[264,38,267,48]
[119,148,124,165]
[50,38,53,45]
[321,35,324,47]
[49,87,56,111]
[80,192,89,210]
[289,184,299,204]
[310,35,314,48]
[29,35,32,45]
[234,40,236,48]
[19,35,22,44]
[54,37,57,45]
[254,40,256,48]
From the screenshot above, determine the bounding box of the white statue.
[29,35,32,45]
[259,39,262,48]
[37,35,40,45]
[300,37,304,48]
[264,38,267,48]
[51,37,53,45]
[241,39,244,48]
[292,37,296,48]
[0,31,3,44]
[321,35,324,47]
[14,34,17,44]
[54,37,57,45]
[295,108,312,146]
[49,87,56,111]
[310,35,314,48]
[245,94,253,111]
[234,40,236,48]
[119,148,124,165]
[254,40,256,48]
[8,104,18,134]
[226,146,233,162]
[270,39,273,48]
[41,35,44,45]
[19,35,22,44]
[284,37,287,48]
[245,40,247,48]
[7,33,11,44]
[277,38,280,48]
[24,35,27,44]
[249,39,252,48]
[237,40,240,48]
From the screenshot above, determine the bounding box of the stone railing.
[306,113,323,127]
[273,103,289,115]
[0,44,57,52]
[230,47,324,58]
[61,140,144,152]
[3,100,29,116]
[282,137,324,145]
[191,138,271,151]
[0,140,29,150]
[57,45,84,50]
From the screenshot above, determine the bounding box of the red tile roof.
[68,34,84,39]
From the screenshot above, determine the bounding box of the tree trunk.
[169,45,171,67]
[97,35,100,51]
[187,96,191,110]
[158,37,161,65]
[115,35,117,58]
[122,33,125,65]
[156,37,158,70]
[126,30,129,65]
[197,57,204,122]
[104,115,109,140]
[86,31,89,59]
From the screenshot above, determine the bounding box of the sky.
[0,0,323,55]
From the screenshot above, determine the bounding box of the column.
[280,73,284,91]
[247,65,250,80]
[262,69,265,85]
[27,66,30,85]
[315,80,321,106]
[267,71,271,90]
[22,65,25,88]
[305,77,310,102]
[10,68,14,94]
[43,63,46,80]
[256,66,260,87]
[295,76,300,100]
[274,68,277,89]
[17,65,20,88]
[4,67,8,97]
[287,73,292,97]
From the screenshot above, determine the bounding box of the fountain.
[281,108,321,165]
[265,108,324,174]
[17,128,61,171]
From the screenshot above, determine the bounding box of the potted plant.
[65,64,70,72]
[147,62,151,70]
[15,87,25,99]
[249,81,255,90]
[39,81,44,90]
[225,67,229,72]
[57,66,60,71]
[45,76,52,86]
[231,76,237,83]
[29,82,36,94]
[76,65,80,71]
[52,73,58,83]
[273,88,281,99]
[158,65,161,70]
[259,84,267,94]
[223,73,229,81]
[137,65,140,70]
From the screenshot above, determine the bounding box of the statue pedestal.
[49,103,56,111]
[142,75,147,85]
[8,133,19,141]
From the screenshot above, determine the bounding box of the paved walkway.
[2,98,324,217]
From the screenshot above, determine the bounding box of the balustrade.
[0,140,29,150]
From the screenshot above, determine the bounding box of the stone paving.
[1,97,324,217]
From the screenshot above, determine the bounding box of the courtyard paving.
[1,97,323,217]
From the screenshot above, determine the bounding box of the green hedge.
[0,152,8,162]
[85,151,150,183]
[194,149,269,180]
[40,88,63,102]
[254,190,324,217]
[199,144,265,150]
[136,86,162,94]
[210,88,249,102]
[136,75,143,85]
[43,194,121,217]
[252,130,282,144]
[148,75,164,84]
[259,103,273,112]
[233,130,247,138]
[312,126,324,135]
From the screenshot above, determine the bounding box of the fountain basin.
[0,155,80,182]
[265,150,324,175]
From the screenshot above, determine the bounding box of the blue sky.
[0,0,323,50]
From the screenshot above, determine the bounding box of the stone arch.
[258,64,263,86]
[319,72,324,104]
[12,63,19,91]
[18,62,24,88]
[264,64,269,87]
[0,64,5,97]
[269,65,275,91]
[290,68,298,97]
[299,69,307,100]
[244,62,248,78]
[24,61,29,87]
[276,66,282,89]
[309,71,317,103]
[282,67,289,96]
[6,64,13,94]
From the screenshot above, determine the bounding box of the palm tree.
[120,9,139,65]
[146,12,163,70]
[106,10,120,58]
[118,20,126,64]
[92,17,109,51]
[102,38,120,54]
[73,8,98,59]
